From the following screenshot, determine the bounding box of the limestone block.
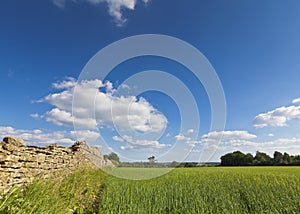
[3,136,25,147]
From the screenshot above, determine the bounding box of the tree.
[220,151,253,166]
[221,150,300,166]
[105,152,120,163]
[148,156,156,163]
[282,152,291,165]
[254,151,271,165]
[244,153,254,166]
[170,161,180,168]
[273,151,283,165]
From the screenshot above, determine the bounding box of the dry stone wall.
[0,136,113,192]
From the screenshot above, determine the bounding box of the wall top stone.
[3,136,25,147]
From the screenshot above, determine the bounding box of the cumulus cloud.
[112,135,124,142]
[113,134,170,150]
[192,130,258,153]
[202,130,257,141]
[45,108,97,129]
[292,97,300,104]
[0,126,100,146]
[36,77,167,136]
[195,130,300,157]
[70,129,100,142]
[175,131,256,148]
[52,0,149,25]
[173,133,201,147]
[52,77,76,89]
[174,134,191,141]
[220,137,300,155]
[253,105,300,128]
[187,129,195,134]
[30,113,41,119]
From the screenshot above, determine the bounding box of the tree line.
[220,151,300,166]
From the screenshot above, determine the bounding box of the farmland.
[99,167,300,213]
[1,166,300,213]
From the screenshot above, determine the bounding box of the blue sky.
[1,0,300,162]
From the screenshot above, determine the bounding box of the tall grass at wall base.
[0,164,107,214]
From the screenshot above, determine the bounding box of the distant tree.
[273,151,283,165]
[221,150,300,166]
[282,152,291,165]
[220,152,235,166]
[244,153,254,165]
[170,161,180,168]
[183,162,197,167]
[220,151,253,166]
[294,155,300,166]
[105,152,120,163]
[254,151,271,165]
[148,156,156,163]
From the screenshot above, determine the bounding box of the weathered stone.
[0,136,113,192]
[0,162,22,169]
[3,136,25,147]
[2,143,18,152]
[34,154,46,162]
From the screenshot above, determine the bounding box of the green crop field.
[1,166,300,213]
[99,167,300,213]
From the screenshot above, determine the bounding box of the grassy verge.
[0,164,107,214]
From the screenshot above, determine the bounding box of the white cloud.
[253,105,300,128]
[0,126,72,145]
[193,130,258,155]
[40,78,167,134]
[185,140,201,146]
[112,135,124,142]
[268,133,274,137]
[0,126,100,145]
[174,133,201,147]
[292,97,300,104]
[174,134,191,141]
[196,130,300,158]
[52,77,76,89]
[70,130,100,142]
[30,113,41,119]
[187,129,195,134]
[45,108,97,129]
[221,137,300,155]
[119,139,169,150]
[52,0,149,25]
[202,130,257,141]
[175,131,256,148]
[113,134,170,150]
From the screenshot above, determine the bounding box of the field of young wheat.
[98,167,300,213]
[1,166,299,213]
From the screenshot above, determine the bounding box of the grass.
[0,164,107,214]
[98,167,300,213]
[0,166,299,213]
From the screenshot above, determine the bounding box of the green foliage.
[254,151,272,165]
[148,156,156,163]
[98,167,300,213]
[0,165,107,214]
[221,151,254,166]
[105,152,120,163]
[221,150,300,166]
